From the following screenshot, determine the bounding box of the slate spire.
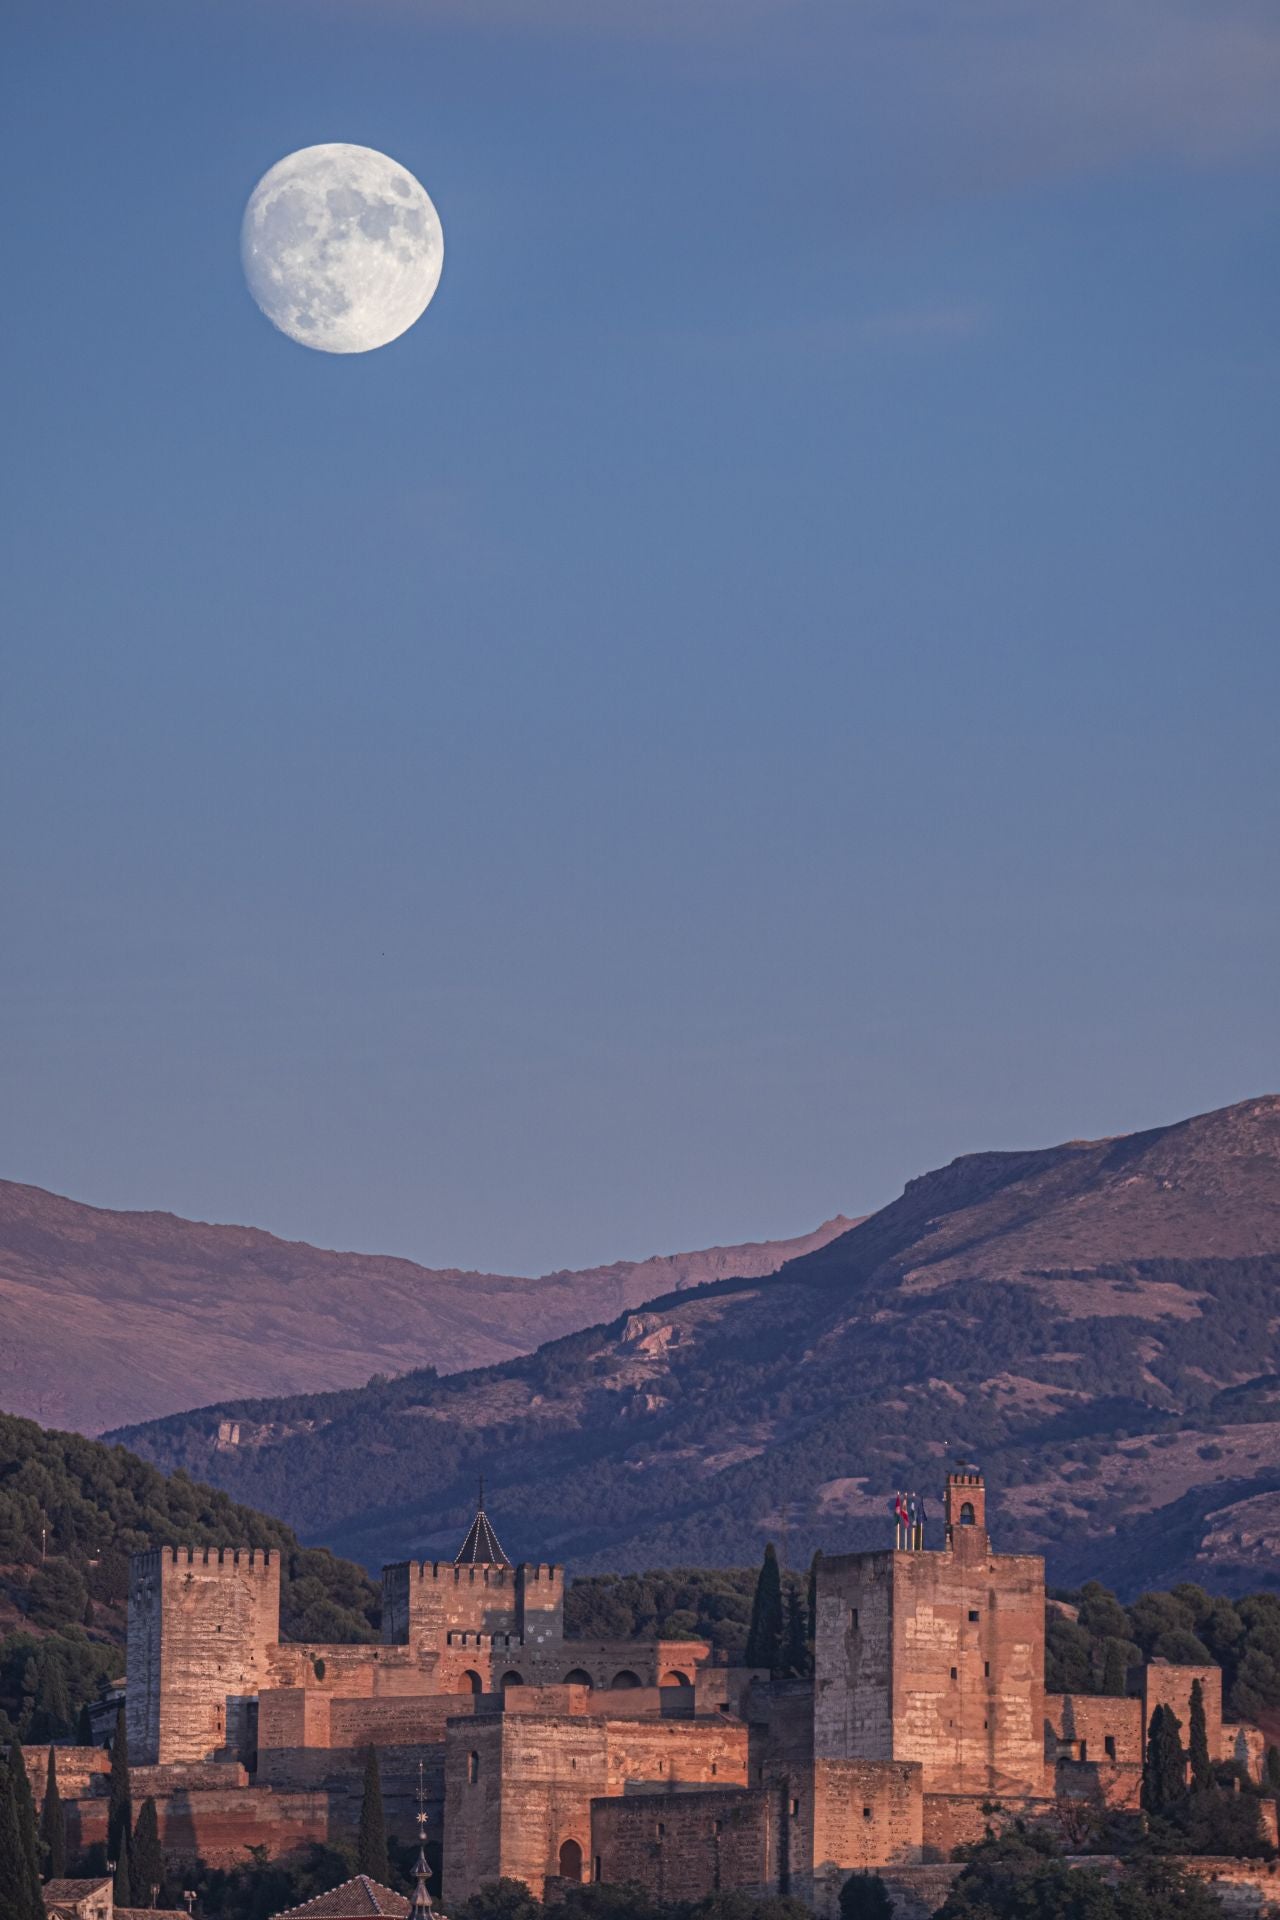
[454,1476,509,1567]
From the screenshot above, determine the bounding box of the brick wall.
[809,1759,923,1913]
[591,1787,778,1902]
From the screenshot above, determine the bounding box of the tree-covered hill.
[0,1410,379,1741]
[115,1097,1280,1594]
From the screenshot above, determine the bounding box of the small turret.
[944,1469,988,1554]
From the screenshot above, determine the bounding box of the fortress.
[29,1474,1277,1916]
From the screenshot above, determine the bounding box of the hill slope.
[0,1407,379,1740]
[0,1178,855,1432]
[117,1095,1280,1596]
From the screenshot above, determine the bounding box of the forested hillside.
[118,1098,1280,1593]
[0,1411,378,1740]
[0,1174,854,1432]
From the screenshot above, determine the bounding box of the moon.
[241,144,444,354]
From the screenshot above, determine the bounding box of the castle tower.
[127,1546,281,1766]
[382,1489,563,1687]
[813,1471,1045,1803]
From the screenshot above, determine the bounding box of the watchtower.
[127,1545,281,1765]
[813,1471,1045,1799]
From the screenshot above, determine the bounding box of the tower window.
[467,1752,480,1784]
[984,1662,990,1677]
[850,1608,859,1631]
[1105,1737,1117,1761]
[790,1798,800,1818]
[950,1667,958,1680]
[862,1807,872,1821]
[960,1503,976,1526]
[968,1610,980,1622]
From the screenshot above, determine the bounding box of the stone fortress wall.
[32,1475,1280,1917]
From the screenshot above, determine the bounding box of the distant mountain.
[0,1178,855,1434]
[115,1095,1280,1597]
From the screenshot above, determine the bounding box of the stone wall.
[127,1547,281,1766]
[591,1787,778,1903]
[816,1538,1046,1799]
[443,1712,750,1904]
[1143,1661,1223,1756]
[809,1759,923,1915]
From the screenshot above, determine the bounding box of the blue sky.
[3,0,1278,1275]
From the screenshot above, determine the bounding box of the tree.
[76,1703,94,1746]
[356,1745,390,1883]
[806,1550,823,1647]
[839,1871,894,1920]
[1100,1641,1128,1698]
[8,1739,44,1920]
[0,1770,30,1920]
[132,1796,164,1908]
[452,1878,544,1920]
[1142,1705,1185,1817]
[40,1746,66,1879]
[1113,1857,1223,1920]
[113,1827,134,1907]
[744,1545,783,1673]
[1187,1679,1213,1792]
[1266,1743,1280,1793]
[782,1585,809,1679]
[107,1703,132,1867]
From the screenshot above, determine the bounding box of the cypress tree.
[132,1796,164,1909]
[41,1746,66,1880]
[0,1769,28,1919]
[356,1745,390,1883]
[9,1739,44,1920]
[1266,1744,1280,1793]
[744,1544,784,1672]
[76,1704,94,1747]
[1101,1640,1128,1697]
[113,1827,134,1907]
[838,1871,895,1920]
[1143,1704,1186,1816]
[107,1704,132,1868]
[806,1550,823,1648]
[783,1585,809,1678]
[1188,1678,1214,1792]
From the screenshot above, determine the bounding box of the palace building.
[25,1474,1275,1919]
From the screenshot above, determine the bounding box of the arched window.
[500,1670,524,1689]
[960,1502,976,1526]
[660,1670,692,1689]
[467,1751,480,1784]
[462,1669,483,1695]
[559,1839,584,1882]
[564,1669,593,1689]
[610,1669,642,1690]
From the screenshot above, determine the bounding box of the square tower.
[127,1546,281,1765]
[814,1474,1046,1799]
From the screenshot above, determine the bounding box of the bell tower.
[944,1471,987,1554]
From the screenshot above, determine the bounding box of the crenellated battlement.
[386,1560,562,1586]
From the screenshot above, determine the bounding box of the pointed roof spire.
[411,1762,434,1918]
[454,1476,510,1566]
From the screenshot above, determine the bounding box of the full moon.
[241,144,444,354]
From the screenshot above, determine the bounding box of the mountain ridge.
[0,1176,857,1433]
[115,1094,1280,1596]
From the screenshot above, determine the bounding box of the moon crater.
[241,144,444,354]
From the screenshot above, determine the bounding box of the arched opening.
[467,1751,480,1784]
[960,1502,976,1526]
[660,1669,692,1689]
[558,1839,584,1882]
[610,1669,642,1690]
[564,1669,593,1689]
[462,1669,483,1695]
[500,1670,524,1689]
